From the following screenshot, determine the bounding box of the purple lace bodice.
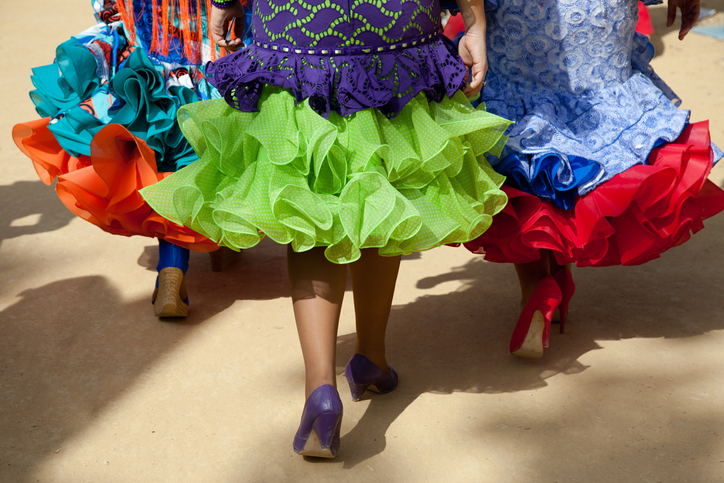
[206,0,468,117]
[253,0,440,48]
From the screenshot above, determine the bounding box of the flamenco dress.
[12,0,253,316]
[12,0,258,251]
[459,0,724,268]
[140,0,514,264]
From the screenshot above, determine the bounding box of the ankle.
[353,348,389,375]
[157,239,190,273]
[520,284,540,310]
[305,376,337,400]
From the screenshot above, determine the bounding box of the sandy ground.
[1,1,724,482]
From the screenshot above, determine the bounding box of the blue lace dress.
[482,0,722,209]
[465,0,724,266]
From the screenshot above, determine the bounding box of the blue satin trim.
[494,135,674,210]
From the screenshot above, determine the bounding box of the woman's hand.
[458,26,488,98]
[209,2,247,51]
[667,0,700,40]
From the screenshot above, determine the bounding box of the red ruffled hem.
[465,121,724,267]
[12,120,218,252]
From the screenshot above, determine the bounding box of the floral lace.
[207,0,468,118]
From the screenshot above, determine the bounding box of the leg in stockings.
[548,253,574,325]
[287,246,347,399]
[510,250,563,357]
[514,254,551,309]
[349,250,401,374]
[548,252,571,277]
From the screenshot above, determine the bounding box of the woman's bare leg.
[349,250,401,374]
[287,246,347,399]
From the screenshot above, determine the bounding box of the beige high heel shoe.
[152,267,189,317]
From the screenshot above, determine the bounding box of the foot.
[293,385,343,458]
[345,354,398,401]
[152,267,189,317]
[510,276,562,358]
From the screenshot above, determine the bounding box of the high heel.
[293,385,343,458]
[510,276,562,358]
[553,268,575,333]
[344,354,398,402]
[152,239,190,318]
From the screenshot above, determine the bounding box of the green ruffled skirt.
[140,86,512,263]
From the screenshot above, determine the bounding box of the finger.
[679,5,700,40]
[462,82,482,98]
[466,67,484,95]
[210,21,230,48]
[224,38,244,52]
[234,15,246,40]
[458,38,473,68]
[666,3,677,27]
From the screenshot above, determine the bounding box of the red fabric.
[443,13,465,40]
[636,3,654,36]
[465,121,724,267]
[12,119,218,252]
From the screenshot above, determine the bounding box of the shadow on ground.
[3,204,724,478]
[0,238,291,480]
[330,211,724,469]
[137,238,291,325]
[0,180,74,245]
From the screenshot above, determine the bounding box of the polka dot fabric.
[140,86,512,263]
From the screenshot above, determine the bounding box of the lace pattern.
[207,0,468,118]
[479,0,691,209]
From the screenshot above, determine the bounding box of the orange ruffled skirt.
[13,119,218,252]
[465,121,724,267]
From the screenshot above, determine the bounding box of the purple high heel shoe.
[345,354,399,402]
[293,385,343,458]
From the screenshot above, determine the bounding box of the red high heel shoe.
[553,268,575,333]
[510,276,562,358]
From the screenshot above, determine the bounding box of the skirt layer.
[141,87,513,263]
[465,122,724,267]
[13,120,219,252]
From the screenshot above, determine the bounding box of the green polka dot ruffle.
[140,86,512,263]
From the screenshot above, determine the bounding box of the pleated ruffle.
[12,120,219,252]
[140,86,512,263]
[465,121,724,267]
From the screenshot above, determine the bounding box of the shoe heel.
[294,385,343,458]
[313,412,342,453]
[348,381,370,402]
[299,412,342,458]
[510,276,562,358]
[344,354,399,401]
[153,267,189,317]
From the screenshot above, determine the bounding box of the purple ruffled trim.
[205,35,467,118]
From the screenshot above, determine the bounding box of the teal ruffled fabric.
[30,37,102,118]
[28,26,218,172]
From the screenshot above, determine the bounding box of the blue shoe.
[293,385,343,458]
[152,240,190,318]
[345,354,398,402]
